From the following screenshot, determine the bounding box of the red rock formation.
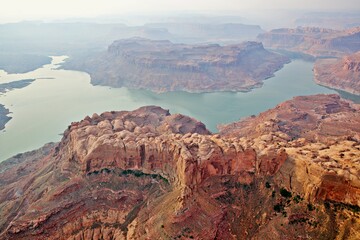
[314,51,360,95]
[63,38,289,93]
[220,94,360,208]
[257,27,360,57]
[0,97,359,239]
[219,94,360,142]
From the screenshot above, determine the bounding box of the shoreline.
[0,104,11,131]
[0,79,37,131]
[313,64,360,98]
[61,40,290,94]
[0,59,336,162]
[0,54,51,74]
[64,62,290,94]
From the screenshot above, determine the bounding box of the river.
[0,56,353,162]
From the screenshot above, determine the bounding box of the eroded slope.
[63,38,289,93]
[314,51,360,95]
[0,95,359,239]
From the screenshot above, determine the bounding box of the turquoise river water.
[0,56,356,162]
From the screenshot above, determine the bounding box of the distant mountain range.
[258,26,360,58]
[0,21,264,56]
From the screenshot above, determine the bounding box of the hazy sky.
[1,0,359,22]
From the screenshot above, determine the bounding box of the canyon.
[0,94,359,239]
[258,27,360,95]
[314,51,360,95]
[257,26,360,58]
[63,38,289,93]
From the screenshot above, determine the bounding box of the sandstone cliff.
[220,94,360,208]
[257,27,360,57]
[0,95,359,239]
[314,51,360,95]
[63,38,289,93]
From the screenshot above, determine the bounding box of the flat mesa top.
[108,38,265,65]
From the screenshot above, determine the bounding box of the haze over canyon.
[0,2,359,239]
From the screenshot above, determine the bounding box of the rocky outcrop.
[257,27,360,57]
[220,94,360,206]
[314,51,360,95]
[0,79,35,94]
[0,54,51,74]
[63,38,289,93]
[219,94,360,142]
[0,96,359,239]
[0,104,10,131]
[258,26,360,95]
[0,79,36,130]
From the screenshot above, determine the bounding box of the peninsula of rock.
[314,51,360,95]
[0,79,36,130]
[257,27,360,58]
[0,94,359,239]
[63,38,289,93]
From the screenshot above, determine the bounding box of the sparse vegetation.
[173,227,194,239]
[307,203,315,211]
[90,222,102,229]
[120,169,169,184]
[101,168,112,174]
[272,191,276,198]
[274,203,284,212]
[289,217,309,225]
[86,168,170,184]
[280,188,292,198]
[325,200,360,213]
[293,195,303,203]
[234,182,242,189]
[215,191,235,204]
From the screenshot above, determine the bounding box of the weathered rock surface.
[220,94,360,205]
[314,51,360,95]
[219,94,360,142]
[0,105,10,131]
[0,96,359,239]
[63,38,289,93]
[257,27,360,57]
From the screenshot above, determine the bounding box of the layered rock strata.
[0,95,359,239]
[257,27,360,57]
[314,51,360,95]
[63,38,289,93]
